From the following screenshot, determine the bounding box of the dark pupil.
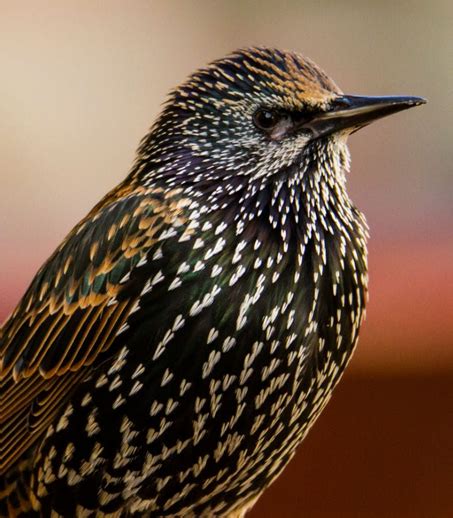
[254,109,279,130]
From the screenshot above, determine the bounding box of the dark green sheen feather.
[0,47,423,517]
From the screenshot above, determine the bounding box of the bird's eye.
[253,109,281,131]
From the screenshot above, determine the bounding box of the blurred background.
[0,1,452,516]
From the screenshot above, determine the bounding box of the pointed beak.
[305,95,427,139]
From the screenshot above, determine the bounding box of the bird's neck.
[184,151,365,253]
[133,136,368,256]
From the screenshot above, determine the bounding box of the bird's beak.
[305,95,427,139]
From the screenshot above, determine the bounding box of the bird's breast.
[32,201,367,515]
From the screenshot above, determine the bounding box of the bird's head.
[136,47,425,193]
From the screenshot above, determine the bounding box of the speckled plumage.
[0,47,424,516]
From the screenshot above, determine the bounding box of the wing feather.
[0,183,189,473]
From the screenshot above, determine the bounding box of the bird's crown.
[175,47,342,112]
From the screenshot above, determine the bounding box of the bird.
[0,47,425,517]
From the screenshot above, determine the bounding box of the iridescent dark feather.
[0,47,424,517]
[0,184,191,472]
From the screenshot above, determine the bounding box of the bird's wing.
[0,181,189,472]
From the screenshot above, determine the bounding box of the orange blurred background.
[1,2,452,516]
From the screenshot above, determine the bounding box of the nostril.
[330,96,352,110]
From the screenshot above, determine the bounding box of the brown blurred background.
[0,1,452,516]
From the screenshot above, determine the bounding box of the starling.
[0,47,425,517]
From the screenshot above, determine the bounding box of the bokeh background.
[1,1,452,516]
